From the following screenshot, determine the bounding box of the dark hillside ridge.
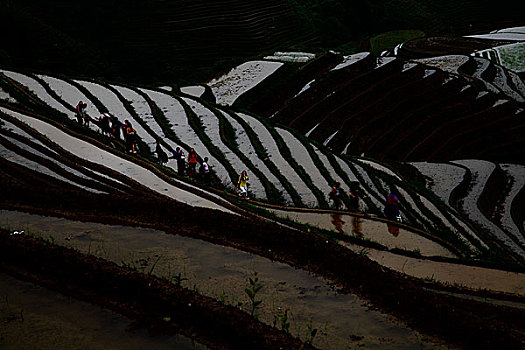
[2,0,524,84]
[3,0,317,84]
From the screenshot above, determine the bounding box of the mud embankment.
[0,229,312,350]
[2,179,525,348]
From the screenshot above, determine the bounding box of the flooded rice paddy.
[0,210,450,349]
[0,272,205,350]
[268,209,525,295]
[269,209,456,258]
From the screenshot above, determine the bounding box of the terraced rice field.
[2,51,525,261]
[1,39,524,347]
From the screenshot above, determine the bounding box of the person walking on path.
[123,120,137,153]
[111,116,123,140]
[348,182,361,212]
[156,141,168,164]
[199,157,210,182]
[98,112,112,136]
[384,192,401,221]
[187,148,198,177]
[329,181,344,210]
[83,111,91,127]
[174,147,185,176]
[188,148,198,177]
[75,101,87,125]
[236,170,249,198]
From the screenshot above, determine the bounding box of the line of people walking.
[169,146,210,183]
[162,145,250,198]
[78,99,401,212]
[75,101,138,154]
[76,99,217,186]
[74,96,256,202]
[76,101,250,197]
[328,185,398,220]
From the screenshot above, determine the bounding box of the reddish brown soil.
[1,161,525,349]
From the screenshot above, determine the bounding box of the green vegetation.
[305,318,319,346]
[172,272,188,287]
[274,308,291,333]
[244,271,264,318]
[496,43,525,74]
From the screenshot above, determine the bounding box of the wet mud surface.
[0,210,448,349]
[0,228,312,350]
[0,272,204,350]
[1,159,525,349]
[338,241,525,296]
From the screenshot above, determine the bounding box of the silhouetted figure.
[111,117,123,140]
[83,112,91,127]
[156,141,168,164]
[99,112,112,136]
[75,101,87,124]
[329,182,344,210]
[348,182,361,211]
[384,192,400,221]
[123,120,137,153]
[199,156,210,182]
[174,147,185,176]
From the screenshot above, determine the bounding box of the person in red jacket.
[187,148,198,177]
[75,101,87,124]
[384,192,400,221]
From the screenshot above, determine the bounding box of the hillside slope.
[2,0,524,84]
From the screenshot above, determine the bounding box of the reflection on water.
[269,208,456,258]
[387,222,400,237]
[330,215,363,238]
[352,216,363,237]
[330,213,345,233]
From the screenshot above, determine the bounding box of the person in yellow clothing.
[236,170,248,198]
